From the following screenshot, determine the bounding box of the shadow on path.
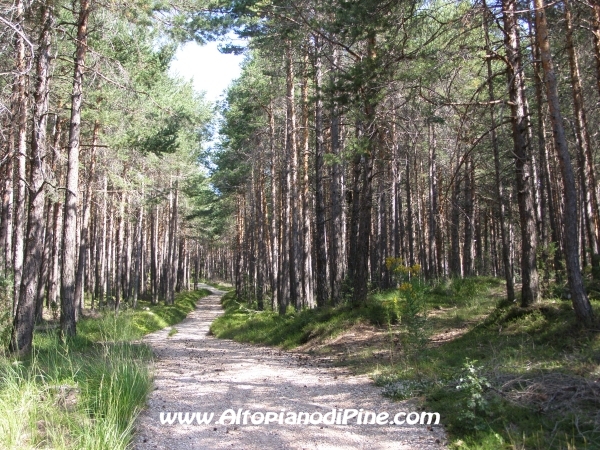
[133,285,447,450]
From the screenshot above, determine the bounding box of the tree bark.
[61,0,90,337]
[314,36,329,308]
[534,0,594,324]
[301,52,314,308]
[286,43,301,310]
[151,204,159,304]
[592,1,600,100]
[166,180,179,304]
[1,149,13,274]
[10,0,54,354]
[502,0,540,306]
[11,0,29,315]
[483,0,515,300]
[75,121,99,315]
[564,0,600,276]
[329,49,344,303]
[462,156,474,277]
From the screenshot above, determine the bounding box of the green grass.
[210,291,398,348]
[0,288,211,450]
[211,278,600,450]
[375,278,600,450]
[199,280,233,292]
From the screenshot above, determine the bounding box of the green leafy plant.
[455,358,491,431]
[398,281,429,357]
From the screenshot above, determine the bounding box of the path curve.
[134,286,447,450]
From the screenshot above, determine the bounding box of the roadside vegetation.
[0,286,210,450]
[211,277,600,450]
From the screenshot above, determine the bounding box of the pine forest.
[1,0,600,448]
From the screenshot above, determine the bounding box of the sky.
[169,41,246,105]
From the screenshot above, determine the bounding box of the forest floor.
[133,285,447,450]
[206,278,600,449]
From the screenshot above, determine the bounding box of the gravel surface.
[133,286,447,450]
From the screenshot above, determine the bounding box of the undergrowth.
[209,288,420,348]
[212,277,600,449]
[375,278,600,450]
[0,288,210,450]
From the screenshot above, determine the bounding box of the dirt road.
[133,286,447,449]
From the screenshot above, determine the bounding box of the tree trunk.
[11,0,29,315]
[592,1,600,100]
[61,0,90,337]
[115,193,125,310]
[314,36,329,308]
[483,0,515,300]
[565,0,600,276]
[301,52,314,308]
[428,121,439,278]
[95,174,107,307]
[75,121,99,315]
[502,0,540,306]
[406,151,415,266]
[269,100,279,306]
[329,58,344,302]
[151,205,159,304]
[168,180,179,304]
[10,0,54,353]
[286,44,301,310]
[133,201,143,308]
[462,156,474,277]
[35,199,52,323]
[1,150,13,274]
[534,0,594,324]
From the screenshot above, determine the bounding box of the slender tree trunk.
[269,101,279,306]
[347,145,362,284]
[49,201,62,309]
[35,199,52,323]
[301,52,314,308]
[10,1,54,353]
[483,0,515,300]
[534,0,594,324]
[151,205,159,304]
[1,151,13,274]
[592,1,600,100]
[329,49,344,304]
[391,122,403,261]
[450,166,462,277]
[565,0,600,276]
[176,238,184,293]
[502,0,540,306]
[428,121,439,278]
[75,121,99,315]
[463,156,474,277]
[314,36,328,308]
[406,151,415,266]
[95,174,107,306]
[353,127,376,305]
[114,193,125,310]
[168,180,179,304]
[285,44,301,310]
[133,200,143,308]
[12,0,29,315]
[106,203,114,303]
[255,165,265,310]
[61,0,90,337]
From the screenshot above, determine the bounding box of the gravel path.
[133,286,447,450]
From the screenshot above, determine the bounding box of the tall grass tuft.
[0,288,210,449]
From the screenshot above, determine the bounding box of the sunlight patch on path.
[134,285,447,449]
